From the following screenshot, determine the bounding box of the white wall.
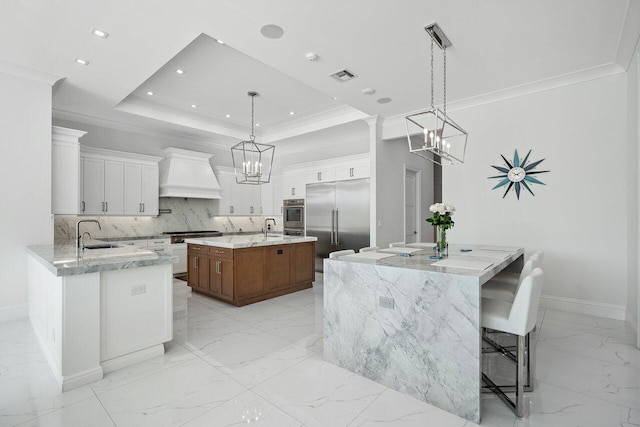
[0,71,54,320]
[442,73,629,319]
[376,137,435,248]
[630,50,640,342]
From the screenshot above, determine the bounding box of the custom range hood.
[159,148,222,199]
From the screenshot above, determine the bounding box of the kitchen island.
[185,234,317,306]
[323,244,524,424]
[27,244,177,391]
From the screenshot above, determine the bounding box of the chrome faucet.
[76,220,101,250]
[264,218,276,238]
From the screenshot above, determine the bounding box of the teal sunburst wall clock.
[488,149,550,200]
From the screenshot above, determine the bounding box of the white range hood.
[159,148,222,199]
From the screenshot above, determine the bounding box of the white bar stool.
[491,251,544,289]
[483,254,540,303]
[481,268,544,418]
[329,249,355,258]
[389,242,405,247]
[359,246,379,252]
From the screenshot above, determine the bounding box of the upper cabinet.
[52,126,87,215]
[214,167,281,216]
[79,147,161,217]
[282,153,370,201]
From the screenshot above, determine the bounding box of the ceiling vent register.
[330,69,357,82]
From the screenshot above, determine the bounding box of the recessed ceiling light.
[260,24,284,39]
[333,97,338,100]
[306,52,319,61]
[91,28,109,39]
[361,88,376,95]
[75,58,89,65]
[289,111,295,116]
[176,68,185,74]
[256,123,261,127]
[226,114,231,118]
[191,104,198,108]
[377,97,392,104]
[216,39,225,45]
[146,91,154,96]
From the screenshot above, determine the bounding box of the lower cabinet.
[187,242,315,306]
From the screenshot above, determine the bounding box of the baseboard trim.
[0,304,28,322]
[540,294,626,321]
[101,344,165,374]
[61,367,104,392]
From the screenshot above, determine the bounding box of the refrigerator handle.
[335,209,339,245]
[330,209,335,245]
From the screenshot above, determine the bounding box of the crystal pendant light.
[231,91,275,184]
[405,23,468,165]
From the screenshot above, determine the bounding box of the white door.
[82,157,105,215]
[104,160,124,215]
[123,163,142,215]
[141,165,159,215]
[405,170,417,244]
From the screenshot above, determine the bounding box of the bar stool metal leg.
[515,334,526,417]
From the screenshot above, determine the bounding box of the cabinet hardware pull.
[292,187,295,196]
[215,250,224,254]
[82,201,85,212]
[153,249,163,252]
[350,167,354,177]
[317,172,321,181]
[230,205,234,214]
[105,202,108,212]
[250,206,254,214]
[154,241,165,244]
[216,260,221,274]
[101,201,104,212]
[194,256,198,268]
[193,247,200,250]
[142,203,145,212]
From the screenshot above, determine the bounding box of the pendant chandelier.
[231,91,275,184]
[405,23,468,166]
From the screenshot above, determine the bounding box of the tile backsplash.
[54,197,283,243]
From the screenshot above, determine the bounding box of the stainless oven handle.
[335,209,339,245]
[330,209,335,245]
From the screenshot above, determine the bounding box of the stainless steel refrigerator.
[306,178,370,272]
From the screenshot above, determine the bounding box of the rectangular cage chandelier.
[231,91,275,185]
[406,23,468,166]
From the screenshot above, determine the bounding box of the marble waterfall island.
[185,234,317,306]
[27,244,177,391]
[323,244,524,423]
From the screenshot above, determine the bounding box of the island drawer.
[187,244,209,254]
[209,247,233,259]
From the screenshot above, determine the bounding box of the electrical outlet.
[267,224,272,231]
[131,284,146,296]
[379,296,394,309]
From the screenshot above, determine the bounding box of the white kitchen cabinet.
[308,167,336,184]
[335,161,370,181]
[260,180,273,215]
[103,161,124,215]
[124,163,159,215]
[52,126,86,215]
[82,157,106,215]
[241,184,261,215]
[282,173,306,199]
[171,244,187,274]
[271,175,283,215]
[81,147,161,217]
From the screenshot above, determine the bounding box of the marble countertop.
[27,243,178,277]
[99,235,167,242]
[184,233,317,249]
[327,244,524,283]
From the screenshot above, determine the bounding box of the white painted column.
[364,115,383,246]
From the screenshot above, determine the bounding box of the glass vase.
[437,225,448,258]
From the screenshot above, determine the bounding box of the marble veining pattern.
[324,259,483,423]
[27,244,177,276]
[184,234,317,249]
[1,275,639,426]
[54,197,282,243]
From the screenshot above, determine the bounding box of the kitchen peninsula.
[185,234,317,306]
[323,244,524,423]
[27,244,177,391]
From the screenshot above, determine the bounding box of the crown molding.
[382,62,626,140]
[0,60,63,86]
[615,0,640,71]
[274,129,369,157]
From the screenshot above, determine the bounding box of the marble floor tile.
[254,357,386,427]
[536,346,640,410]
[16,395,115,427]
[182,389,304,426]
[226,301,312,332]
[89,341,196,394]
[173,315,262,354]
[96,358,247,426]
[538,323,640,369]
[347,387,476,427]
[200,333,309,388]
[542,309,635,342]
[266,313,324,355]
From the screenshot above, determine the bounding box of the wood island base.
[187,241,315,306]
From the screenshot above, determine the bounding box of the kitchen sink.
[84,243,121,249]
